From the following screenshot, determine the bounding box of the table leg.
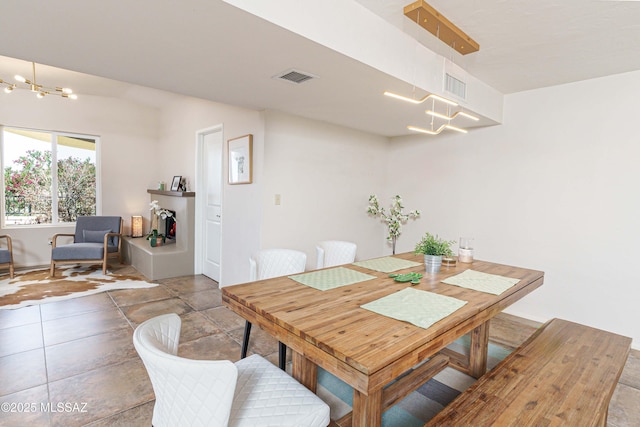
[291,350,318,393]
[469,321,490,378]
[352,388,382,427]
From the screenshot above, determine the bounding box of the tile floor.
[0,263,638,426]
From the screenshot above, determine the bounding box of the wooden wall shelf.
[147,189,195,197]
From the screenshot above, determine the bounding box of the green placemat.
[352,257,422,273]
[441,269,520,295]
[289,267,376,291]
[361,288,467,329]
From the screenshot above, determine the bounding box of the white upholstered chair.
[134,313,330,427]
[316,240,357,269]
[241,248,307,370]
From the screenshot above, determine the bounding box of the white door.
[202,130,223,281]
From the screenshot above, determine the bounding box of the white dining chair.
[316,240,357,269]
[134,313,330,427]
[241,248,306,370]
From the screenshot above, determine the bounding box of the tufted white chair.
[134,313,330,427]
[316,240,357,269]
[241,249,307,370]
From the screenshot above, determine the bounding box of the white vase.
[424,254,443,273]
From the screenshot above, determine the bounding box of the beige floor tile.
[45,329,137,382]
[160,274,217,294]
[40,293,116,322]
[0,322,43,357]
[227,323,279,358]
[178,311,223,343]
[42,307,130,346]
[83,401,154,427]
[619,349,640,390]
[0,305,41,330]
[120,297,193,326]
[0,384,50,426]
[179,288,222,311]
[608,382,640,426]
[48,359,154,427]
[201,306,245,331]
[178,332,243,362]
[107,285,173,307]
[0,348,47,396]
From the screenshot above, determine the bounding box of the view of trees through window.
[2,127,98,225]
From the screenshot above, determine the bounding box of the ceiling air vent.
[445,73,466,100]
[274,69,317,84]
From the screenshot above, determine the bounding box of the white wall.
[261,111,390,271]
[156,97,264,287]
[388,70,640,347]
[0,90,159,267]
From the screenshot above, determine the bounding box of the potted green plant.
[414,232,455,273]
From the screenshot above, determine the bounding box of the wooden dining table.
[222,252,544,427]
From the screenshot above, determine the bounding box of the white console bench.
[123,190,195,280]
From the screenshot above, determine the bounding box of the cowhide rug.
[0,265,157,310]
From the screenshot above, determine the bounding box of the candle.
[458,237,474,263]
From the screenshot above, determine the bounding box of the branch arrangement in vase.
[367,194,420,254]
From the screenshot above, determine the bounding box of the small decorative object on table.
[458,237,474,263]
[367,194,420,254]
[147,200,175,247]
[414,232,455,273]
[389,272,423,285]
[442,256,457,268]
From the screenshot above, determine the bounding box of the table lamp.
[131,215,143,237]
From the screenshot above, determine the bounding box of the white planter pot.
[424,254,443,273]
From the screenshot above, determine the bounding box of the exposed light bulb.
[14,74,26,83]
[4,86,13,93]
[36,92,45,99]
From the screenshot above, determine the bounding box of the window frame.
[0,125,102,228]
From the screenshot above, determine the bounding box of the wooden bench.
[425,318,632,426]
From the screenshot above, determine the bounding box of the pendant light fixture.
[0,62,77,99]
[384,1,480,135]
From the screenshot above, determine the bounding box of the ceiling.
[1,0,639,137]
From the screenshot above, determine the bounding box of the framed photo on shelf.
[170,175,182,191]
[228,134,253,184]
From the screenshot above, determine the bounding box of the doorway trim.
[194,124,224,277]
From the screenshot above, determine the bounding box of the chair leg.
[50,261,55,277]
[241,321,252,359]
[279,342,287,370]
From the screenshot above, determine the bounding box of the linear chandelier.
[384,90,478,135]
[0,62,77,99]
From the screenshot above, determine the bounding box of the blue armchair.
[50,216,122,277]
[0,235,15,278]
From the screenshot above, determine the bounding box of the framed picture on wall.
[228,134,253,184]
[170,175,182,191]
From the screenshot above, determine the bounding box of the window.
[2,126,98,226]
